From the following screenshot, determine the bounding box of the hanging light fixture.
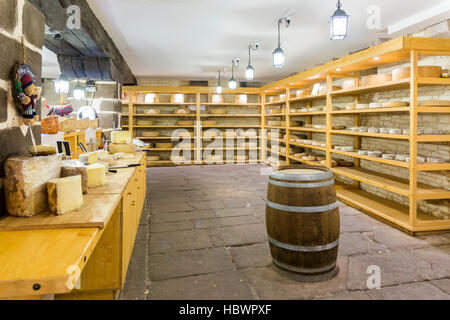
[85,80,97,93]
[73,81,85,100]
[228,59,239,90]
[245,44,259,81]
[273,17,291,68]
[53,34,70,94]
[216,70,222,94]
[330,0,349,40]
[54,73,70,94]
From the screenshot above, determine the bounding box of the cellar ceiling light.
[330,0,349,40]
[245,43,259,81]
[273,17,291,68]
[216,70,222,94]
[228,59,239,90]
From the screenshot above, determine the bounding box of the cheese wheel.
[267,108,282,114]
[342,79,360,90]
[147,155,161,161]
[77,118,90,130]
[109,143,136,154]
[211,94,224,104]
[178,120,195,126]
[29,145,57,156]
[146,108,161,114]
[268,120,282,126]
[392,66,442,81]
[383,102,409,108]
[174,108,191,114]
[211,109,227,115]
[111,131,132,144]
[136,119,155,126]
[47,176,84,216]
[170,94,185,104]
[156,142,175,149]
[203,120,218,126]
[141,131,161,137]
[362,74,392,86]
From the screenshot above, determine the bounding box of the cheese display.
[109,143,136,154]
[87,163,107,187]
[136,119,155,126]
[361,73,392,86]
[141,130,161,137]
[47,175,84,216]
[392,66,442,81]
[58,118,76,133]
[61,160,89,194]
[4,154,62,217]
[89,119,99,129]
[111,131,132,144]
[29,145,57,156]
[79,151,99,165]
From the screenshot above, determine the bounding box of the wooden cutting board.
[0,194,121,232]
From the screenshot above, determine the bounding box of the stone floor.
[119,164,450,300]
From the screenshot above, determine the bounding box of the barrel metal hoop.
[268,236,339,252]
[266,200,339,213]
[273,259,337,274]
[270,171,333,182]
[269,179,335,189]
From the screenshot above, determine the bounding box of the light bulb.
[228,78,237,90]
[273,47,285,68]
[245,65,254,81]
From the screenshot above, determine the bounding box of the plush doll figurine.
[11,63,40,125]
[18,74,40,123]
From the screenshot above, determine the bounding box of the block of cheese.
[58,118,76,133]
[29,145,57,156]
[89,119,99,129]
[47,175,84,215]
[77,118,90,130]
[111,131,132,144]
[109,143,136,154]
[79,151,99,165]
[4,154,62,217]
[87,163,107,187]
[61,160,88,194]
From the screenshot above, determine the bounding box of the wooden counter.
[0,152,147,300]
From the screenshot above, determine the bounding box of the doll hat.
[21,74,34,90]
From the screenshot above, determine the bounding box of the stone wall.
[0,0,44,214]
[42,79,121,139]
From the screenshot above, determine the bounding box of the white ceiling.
[78,0,449,83]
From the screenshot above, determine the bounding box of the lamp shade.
[273,47,285,68]
[54,74,69,94]
[245,65,255,81]
[73,83,85,100]
[330,7,349,40]
[216,85,222,94]
[228,78,238,90]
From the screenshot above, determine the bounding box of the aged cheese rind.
[109,143,136,154]
[111,131,132,144]
[87,163,107,187]
[47,175,84,215]
[61,160,89,194]
[5,154,62,217]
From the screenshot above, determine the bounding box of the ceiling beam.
[29,0,136,85]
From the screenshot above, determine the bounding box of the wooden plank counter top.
[0,152,147,299]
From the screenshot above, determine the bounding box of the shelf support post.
[409,49,419,228]
[286,88,291,165]
[326,74,333,169]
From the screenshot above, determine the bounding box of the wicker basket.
[41,116,59,134]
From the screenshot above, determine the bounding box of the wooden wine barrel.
[266,165,340,282]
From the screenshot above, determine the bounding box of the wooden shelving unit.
[122,36,450,234]
[121,87,262,167]
[259,36,450,234]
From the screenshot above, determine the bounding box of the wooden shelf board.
[202,147,260,151]
[289,141,327,151]
[265,114,287,117]
[417,135,450,142]
[289,155,326,167]
[137,136,179,140]
[333,167,450,200]
[331,130,409,140]
[418,163,450,171]
[417,107,450,114]
[201,114,261,117]
[331,150,410,168]
[332,107,410,114]
[267,148,287,158]
[290,112,327,116]
[265,126,286,130]
[132,102,194,106]
[202,125,260,128]
[124,125,195,128]
[130,114,196,117]
[289,94,327,103]
[336,188,438,233]
[267,138,287,144]
[203,103,261,106]
[201,136,260,139]
[331,79,410,96]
